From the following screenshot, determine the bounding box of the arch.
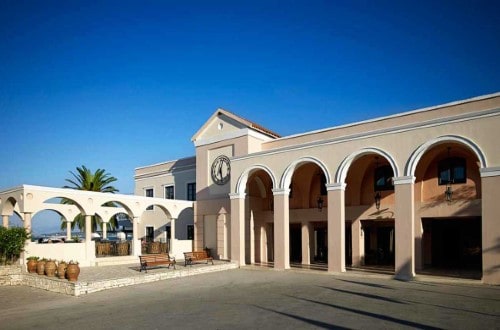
[139,203,173,219]
[336,148,399,184]
[99,200,135,220]
[281,156,331,190]
[32,208,74,222]
[42,196,86,215]
[1,197,19,215]
[235,164,277,195]
[405,135,487,177]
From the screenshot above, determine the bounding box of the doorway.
[361,220,395,266]
[289,224,302,263]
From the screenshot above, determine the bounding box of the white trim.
[235,164,277,195]
[135,167,195,181]
[194,128,275,147]
[232,108,499,163]
[134,156,196,171]
[229,192,246,199]
[480,167,500,178]
[280,156,331,190]
[393,176,416,185]
[272,188,290,196]
[269,93,500,143]
[326,183,346,191]
[335,147,399,184]
[405,135,487,176]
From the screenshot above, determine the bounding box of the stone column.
[327,183,346,273]
[170,218,176,254]
[393,176,416,280]
[2,215,9,228]
[102,222,108,239]
[66,221,72,240]
[301,221,312,265]
[230,193,246,265]
[351,219,363,267]
[132,217,141,256]
[194,215,204,251]
[480,168,500,285]
[217,212,227,259]
[23,212,32,233]
[84,215,93,261]
[273,188,290,270]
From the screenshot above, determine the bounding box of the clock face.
[211,155,231,185]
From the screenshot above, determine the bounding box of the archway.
[342,151,397,271]
[413,141,482,279]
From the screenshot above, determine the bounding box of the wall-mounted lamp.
[444,147,453,203]
[374,191,381,210]
[317,196,324,211]
[445,184,453,203]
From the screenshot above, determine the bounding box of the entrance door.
[289,224,302,263]
[314,226,327,263]
[362,220,395,266]
[422,217,481,272]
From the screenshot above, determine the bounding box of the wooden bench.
[139,253,176,272]
[183,251,214,266]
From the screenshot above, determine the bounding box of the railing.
[141,241,169,255]
[95,241,132,257]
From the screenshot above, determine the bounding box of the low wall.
[0,265,23,286]
[24,241,95,267]
[171,239,193,260]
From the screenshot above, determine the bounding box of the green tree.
[60,165,119,233]
[0,227,30,265]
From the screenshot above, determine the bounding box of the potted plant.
[66,260,80,282]
[44,259,57,277]
[26,256,39,273]
[57,260,67,279]
[36,258,47,275]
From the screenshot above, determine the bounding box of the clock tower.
[191,109,280,259]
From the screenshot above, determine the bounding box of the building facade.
[137,92,500,284]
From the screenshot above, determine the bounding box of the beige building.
[137,92,500,284]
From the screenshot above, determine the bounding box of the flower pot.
[57,262,67,279]
[66,263,80,282]
[45,260,57,277]
[36,260,46,275]
[27,259,38,273]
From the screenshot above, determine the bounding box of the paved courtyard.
[0,267,498,329]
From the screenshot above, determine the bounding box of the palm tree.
[60,166,119,232]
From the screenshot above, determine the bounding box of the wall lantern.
[445,184,453,203]
[317,196,324,211]
[374,191,381,210]
[444,147,453,203]
[374,156,381,210]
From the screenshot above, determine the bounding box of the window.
[374,165,394,191]
[145,188,154,210]
[187,183,196,201]
[165,185,174,199]
[145,226,154,242]
[438,157,466,185]
[187,225,194,240]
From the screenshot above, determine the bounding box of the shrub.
[0,227,31,265]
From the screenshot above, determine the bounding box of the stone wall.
[0,265,23,286]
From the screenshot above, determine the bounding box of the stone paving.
[1,267,498,329]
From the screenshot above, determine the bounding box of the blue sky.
[1,1,499,232]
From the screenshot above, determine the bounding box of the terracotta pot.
[66,263,80,282]
[27,260,38,273]
[36,260,46,275]
[45,260,57,277]
[57,262,67,279]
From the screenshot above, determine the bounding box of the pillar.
[327,183,346,273]
[132,217,141,256]
[194,215,204,251]
[273,188,290,270]
[301,221,312,265]
[3,215,9,228]
[170,218,176,254]
[351,219,363,267]
[217,212,227,260]
[84,215,93,260]
[230,193,246,265]
[66,221,72,240]
[393,176,415,280]
[480,168,500,285]
[102,221,108,239]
